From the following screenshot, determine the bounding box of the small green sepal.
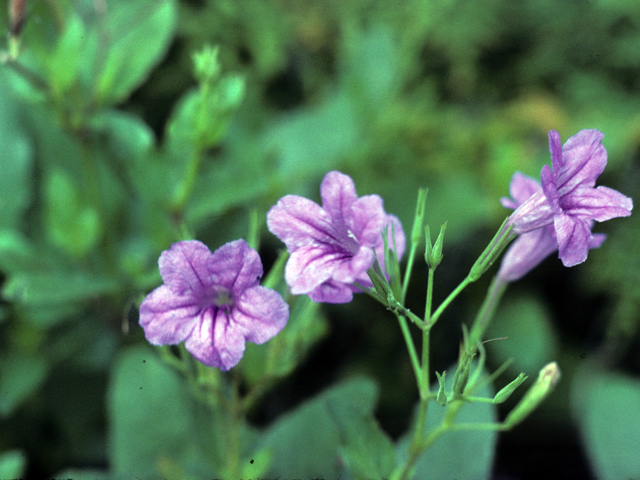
[468,217,514,281]
[436,371,447,406]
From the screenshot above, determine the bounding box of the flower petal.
[285,245,347,293]
[561,185,633,222]
[540,164,559,211]
[267,195,343,249]
[320,171,360,227]
[208,239,262,294]
[233,286,289,344]
[507,189,555,234]
[555,129,607,195]
[308,279,355,303]
[184,308,245,371]
[139,285,199,345]
[158,240,214,297]
[554,213,592,267]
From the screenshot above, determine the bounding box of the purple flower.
[139,239,289,371]
[266,171,406,303]
[506,129,632,267]
[498,173,606,282]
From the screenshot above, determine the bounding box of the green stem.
[172,147,204,213]
[468,275,508,347]
[430,275,473,326]
[401,237,418,304]
[396,313,423,388]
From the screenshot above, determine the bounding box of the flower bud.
[493,373,528,404]
[503,362,560,428]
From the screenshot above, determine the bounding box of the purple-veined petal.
[555,129,607,195]
[139,285,200,345]
[540,164,559,212]
[320,171,359,228]
[548,130,564,176]
[233,286,289,344]
[561,185,633,222]
[184,307,245,371]
[554,213,592,267]
[507,189,555,234]
[158,240,214,297]
[285,245,348,293]
[208,239,263,294]
[308,278,355,303]
[267,196,340,249]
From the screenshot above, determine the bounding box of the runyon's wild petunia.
[497,173,606,282]
[266,170,406,303]
[139,239,289,371]
[505,129,632,267]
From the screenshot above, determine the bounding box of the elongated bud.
[452,348,475,395]
[468,217,515,281]
[503,362,561,428]
[493,373,528,404]
[435,371,447,406]
[411,188,428,246]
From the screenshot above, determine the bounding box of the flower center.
[212,288,234,310]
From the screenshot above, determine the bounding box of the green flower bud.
[493,373,528,404]
[504,362,561,428]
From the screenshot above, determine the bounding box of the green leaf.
[572,369,640,480]
[44,168,102,258]
[54,470,114,480]
[260,376,378,478]
[397,365,498,480]
[0,450,27,479]
[0,73,34,230]
[330,403,396,480]
[47,12,86,98]
[92,0,177,105]
[487,293,559,375]
[0,354,49,417]
[108,346,200,478]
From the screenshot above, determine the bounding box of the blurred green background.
[1,1,639,479]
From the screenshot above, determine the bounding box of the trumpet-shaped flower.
[139,239,289,371]
[498,173,606,281]
[505,130,632,267]
[267,171,406,303]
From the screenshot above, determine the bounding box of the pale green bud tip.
[504,362,561,428]
[431,222,447,267]
[493,372,528,404]
[410,188,428,243]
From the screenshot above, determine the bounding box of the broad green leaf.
[0,450,27,479]
[396,365,498,480]
[92,0,177,105]
[331,403,396,480]
[44,168,102,258]
[572,369,640,480]
[108,346,203,478]
[2,270,119,327]
[487,293,558,375]
[47,12,86,98]
[0,230,43,274]
[0,354,48,417]
[260,377,378,478]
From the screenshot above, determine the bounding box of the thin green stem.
[396,313,423,388]
[430,275,473,326]
[401,239,418,304]
[468,275,508,347]
[172,147,204,213]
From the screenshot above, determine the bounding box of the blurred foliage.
[0,0,639,479]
